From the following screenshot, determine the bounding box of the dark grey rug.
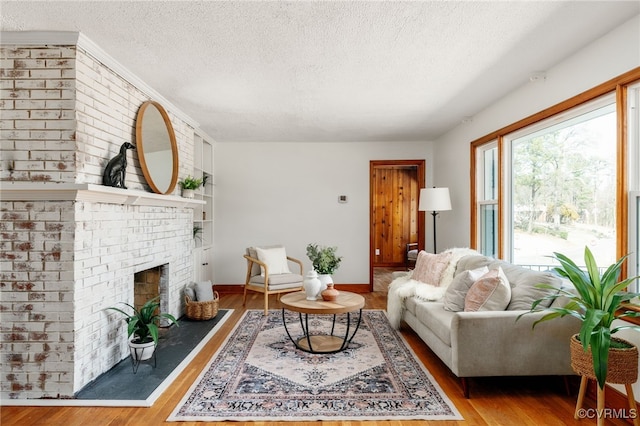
[75,310,231,405]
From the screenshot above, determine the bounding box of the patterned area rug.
[168,309,461,422]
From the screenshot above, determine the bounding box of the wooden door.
[370,160,425,270]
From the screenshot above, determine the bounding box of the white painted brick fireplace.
[0,32,206,399]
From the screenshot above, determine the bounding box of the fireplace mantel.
[0,182,205,208]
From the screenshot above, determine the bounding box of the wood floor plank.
[0,291,630,425]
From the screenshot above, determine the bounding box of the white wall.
[434,14,640,253]
[213,141,433,285]
[434,14,640,398]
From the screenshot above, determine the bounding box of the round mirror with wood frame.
[135,101,179,194]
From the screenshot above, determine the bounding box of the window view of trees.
[511,103,616,267]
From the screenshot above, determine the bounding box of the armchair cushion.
[249,273,304,290]
[247,245,287,276]
[255,246,291,276]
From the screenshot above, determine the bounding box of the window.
[475,142,498,258]
[506,98,617,267]
[471,68,640,272]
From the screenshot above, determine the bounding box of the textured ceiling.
[1,1,638,142]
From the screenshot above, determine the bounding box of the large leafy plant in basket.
[520,246,640,389]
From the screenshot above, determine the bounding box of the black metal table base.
[282,309,363,354]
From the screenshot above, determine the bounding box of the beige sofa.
[387,251,580,398]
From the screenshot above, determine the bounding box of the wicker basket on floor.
[570,333,638,384]
[185,291,219,321]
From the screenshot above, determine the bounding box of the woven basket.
[185,290,219,321]
[570,333,638,384]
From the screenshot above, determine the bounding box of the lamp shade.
[419,187,451,212]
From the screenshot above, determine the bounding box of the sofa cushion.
[490,260,560,310]
[413,300,455,346]
[454,255,493,277]
[443,266,489,312]
[412,251,452,285]
[455,255,561,311]
[404,295,418,316]
[464,267,511,312]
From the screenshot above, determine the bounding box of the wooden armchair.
[406,242,418,269]
[243,245,304,315]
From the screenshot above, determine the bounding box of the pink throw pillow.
[464,267,511,312]
[411,251,452,286]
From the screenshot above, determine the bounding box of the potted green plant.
[106,296,179,361]
[306,243,342,290]
[193,225,203,242]
[178,175,204,198]
[520,246,640,390]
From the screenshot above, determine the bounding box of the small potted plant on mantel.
[178,175,204,198]
[520,246,640,423]
[106,296,179,363]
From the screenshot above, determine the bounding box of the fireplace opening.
[134,263,170,325]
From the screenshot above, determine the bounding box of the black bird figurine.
[102,142,136,189]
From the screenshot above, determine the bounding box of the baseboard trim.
[213,284,371,294]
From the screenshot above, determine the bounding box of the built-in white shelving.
[192,132,214,283]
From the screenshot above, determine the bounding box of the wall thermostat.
[338,195,348,203]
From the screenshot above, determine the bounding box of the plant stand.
[129,343,157,374]
[574,376,639,426]
[570,335,639,426]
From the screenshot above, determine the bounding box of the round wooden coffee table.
[280,291,365,354]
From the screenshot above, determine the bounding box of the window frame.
[471,67,640,269]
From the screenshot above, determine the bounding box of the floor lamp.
[419,187,452,253]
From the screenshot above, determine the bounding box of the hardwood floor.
[1,291,630,425]
[373,266,407,292]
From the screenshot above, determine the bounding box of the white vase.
[317,274,333,297]
[129,338,156,361]
[303,270,321,300]
[182,189,195,199]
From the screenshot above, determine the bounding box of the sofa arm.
[449,310,580,377]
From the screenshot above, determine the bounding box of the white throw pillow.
[464,267,511,312]
[255,246,291,276]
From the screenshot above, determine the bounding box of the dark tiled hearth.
[76,310,229,401]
